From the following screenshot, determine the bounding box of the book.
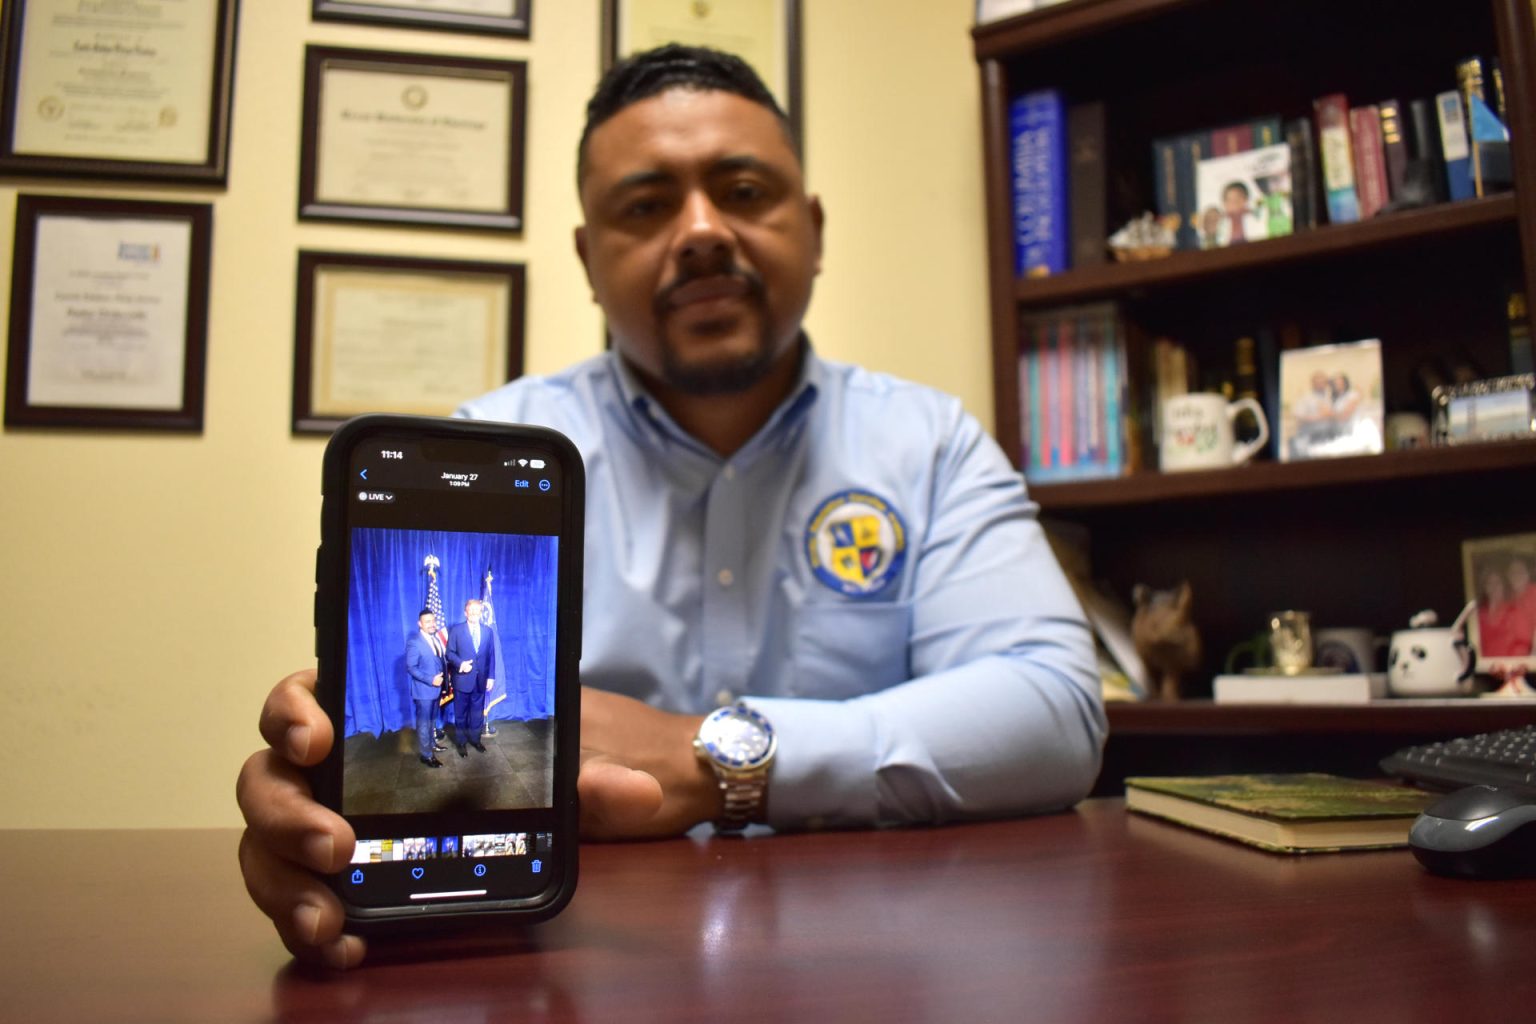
[1404,96,1449,205]
[1378,99,1409,202]
[1348,105,1389,219]
[1067,101,1107,267]
[1435,90,1475,201]
[1010,89,1069,277]
[1314,93,1361,224]
[1212,672,1386,705]
[1284,117,1319,231]
[1125,773,1434,853]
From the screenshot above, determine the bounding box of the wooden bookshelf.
[974,0,1536,701]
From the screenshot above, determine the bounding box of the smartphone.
[312,414,583,928]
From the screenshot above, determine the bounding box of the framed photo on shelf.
[293,250,524,435]
[1461,533,1536,674]
[4,194,212,432]
[298,46,527,232]
[602,0,802,147]
[0,0,240,184]
[311,0,531,38]
[1278,338,1385,462]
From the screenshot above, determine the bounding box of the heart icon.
[411,867,424,879]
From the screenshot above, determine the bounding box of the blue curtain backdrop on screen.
[344,528,558,738]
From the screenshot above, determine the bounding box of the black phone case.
[312,414,583,931]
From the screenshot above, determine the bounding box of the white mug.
[1160,393,1270,472]
[1314,627,1388,674]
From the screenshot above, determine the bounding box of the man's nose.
[674,190,734,271]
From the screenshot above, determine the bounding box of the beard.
[651,267,783,396]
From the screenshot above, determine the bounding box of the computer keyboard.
[1380,725,1536,794]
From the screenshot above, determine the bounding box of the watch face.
[700,705,776,770]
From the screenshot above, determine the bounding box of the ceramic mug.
[1160,393,1270,472]
[1388,603,1478,697]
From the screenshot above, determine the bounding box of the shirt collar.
[606,336,822,466]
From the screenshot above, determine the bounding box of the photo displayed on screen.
[342,526,558,816]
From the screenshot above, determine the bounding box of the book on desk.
[1125,773,1433,853]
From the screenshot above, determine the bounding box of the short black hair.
[578,43,793,183]
[418,608,435,619]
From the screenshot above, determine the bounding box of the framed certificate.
[293,251,525,434]
[312,0,531,38]
[0,0,239,184]
[602,0,802,147]
[5,194,212,432]
[299,47,527,232]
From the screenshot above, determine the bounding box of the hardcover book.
[1435,90,1475,201]
[1284,117,1319,230]
[1313,93,1361,224]
[1212,672,1385,705]
[1349,105,1389,219]
[1010,89,1069,277]
[1378,99,1410,202]
[1406,97,1449,204]
[1125,774,1434,853]
[1067,101,1107,267]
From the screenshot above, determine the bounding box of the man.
[404,609,447,767]
[446,599,497,756]
[236,44,1104,970]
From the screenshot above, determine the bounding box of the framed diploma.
[312,0,531,39]
[0,0,239,184]
[5,194,212,432]
[293,251,525,434]
[602,0,801,147]
[299,47,526,232]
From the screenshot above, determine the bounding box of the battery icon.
[529,459,545,469]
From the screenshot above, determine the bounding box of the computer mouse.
[1408,785,1536,880]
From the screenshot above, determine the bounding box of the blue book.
[1010,89,1068,277]
[1435,90,1475,201]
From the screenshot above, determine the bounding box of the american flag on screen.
[424,555,452,706]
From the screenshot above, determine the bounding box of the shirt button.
[715,689,735,707]
[717,568,735,587]
[722,464,737,481]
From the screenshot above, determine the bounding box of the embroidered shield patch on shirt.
[805,490,907,597]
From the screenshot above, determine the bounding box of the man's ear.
[574,225,596,299]
[808,195,825,276]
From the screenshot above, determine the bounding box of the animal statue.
[1131,582,1202,701]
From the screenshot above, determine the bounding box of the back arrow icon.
[360,469,368,480]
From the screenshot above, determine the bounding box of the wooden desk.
[5,804,1535,1022]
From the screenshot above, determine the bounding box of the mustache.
[653,265,767,318]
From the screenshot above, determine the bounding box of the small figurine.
[1131,582,1202,701]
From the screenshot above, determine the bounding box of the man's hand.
[459,660,473,673]
[579,687,721,839]
[487,678,495,691]
[432,673,443,687]
[237,670,667,969]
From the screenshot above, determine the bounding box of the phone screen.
[315,418,581,923]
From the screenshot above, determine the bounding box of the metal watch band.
[715,774,767,833]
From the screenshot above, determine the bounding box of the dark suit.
[447,620,497,747]
[405,630,446,758]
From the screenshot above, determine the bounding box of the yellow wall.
[0,1,987,828]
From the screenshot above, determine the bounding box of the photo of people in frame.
[1462,533,1536,671]
[342,526,559,816]
[1279,339,1386,462]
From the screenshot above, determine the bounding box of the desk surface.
[5,801,1536,1022]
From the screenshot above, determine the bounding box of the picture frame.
[298,46,527,232]
[0,0,240,184]
[312,0,531,39]
[4,193,212,432]
[1277,338,1385,462]
[1461,533,1536,674]
[293,250,525,435]
[1432,373,1536,446]
[601,0,802,149]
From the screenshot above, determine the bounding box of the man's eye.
[621,197,664,219]
[724,180,767,204]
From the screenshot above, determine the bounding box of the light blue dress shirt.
[457,345,1105,828]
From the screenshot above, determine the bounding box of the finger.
[236,748,355,875]
[239,830,366,970]
[578,752,664,840]
[258,669,334,767]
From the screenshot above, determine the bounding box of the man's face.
[1311,371,1328,393]
[1222,186,1248,215]
[420,613,436,633]
[465,602,482,625]
[576,89,824,397]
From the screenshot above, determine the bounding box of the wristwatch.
[693,702,777,833]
